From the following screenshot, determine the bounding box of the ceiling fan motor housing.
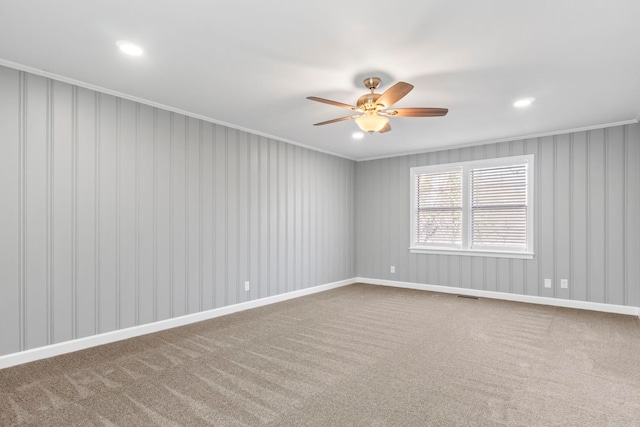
[357,93,381,111]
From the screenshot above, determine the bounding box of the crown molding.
[0,58,356,162]
[358,118,640,162]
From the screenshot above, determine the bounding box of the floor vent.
[457,295,479,300]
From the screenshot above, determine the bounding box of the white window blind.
[410,155,534,259]
[470,164,527,250]
[415,170,462,246]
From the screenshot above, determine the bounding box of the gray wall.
[356,123,640,307]
[0,65,355,357]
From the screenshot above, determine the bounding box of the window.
[410,155,534,259]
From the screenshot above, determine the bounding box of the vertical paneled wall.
[0,65,355,357]
[356,123,640,307]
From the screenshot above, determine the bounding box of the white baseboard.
[357,277,640,317]
[0,278,356,370]
[3,277,637,370]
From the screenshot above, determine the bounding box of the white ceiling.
[1,0,639,160]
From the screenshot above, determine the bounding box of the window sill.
[409,247,534,259]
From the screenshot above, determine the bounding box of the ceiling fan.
[307,77,448,134]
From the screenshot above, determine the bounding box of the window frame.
[410,154,535,259]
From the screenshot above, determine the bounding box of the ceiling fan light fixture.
[355,114,389,133]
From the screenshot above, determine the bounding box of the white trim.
[2,276,638,369]
[409,247,534,259]
[0,58,356,161]
[358,118,640,162]
[0,278,356,370]
[357,277,640,317]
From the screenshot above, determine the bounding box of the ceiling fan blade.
[375,82,414,108]
[379,122,392,133]
[313,115,360,126]
[387,108,448,117]
[307,96,357,110]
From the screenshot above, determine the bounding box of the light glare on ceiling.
[352,132,364,139]
[514,98,534,108]
[117,41,143,56]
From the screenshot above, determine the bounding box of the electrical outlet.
[544,278,552,288]
[390,266,395,274]
[244,281,250,292]
[561,279,568,289]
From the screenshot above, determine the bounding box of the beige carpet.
[1,283,640,426]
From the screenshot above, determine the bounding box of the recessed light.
[514,98,534,108]
[117,41,143,56]
[352,132,364,140]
